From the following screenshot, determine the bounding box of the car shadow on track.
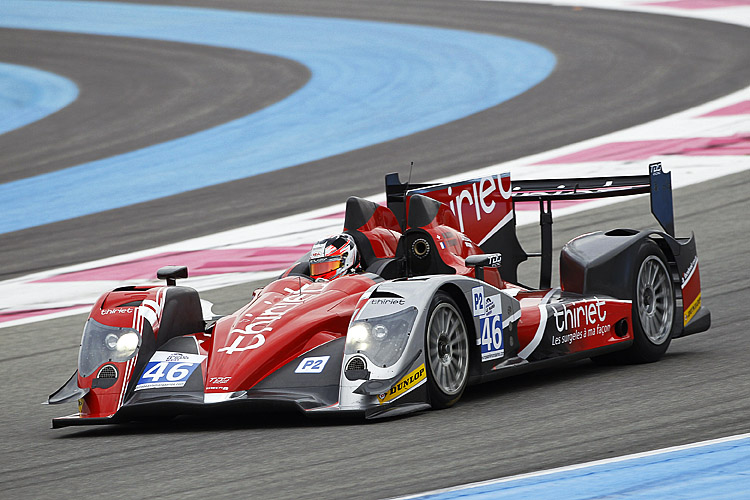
[53,408,388,439]
[459,351,699,404]
[53,352,698,438]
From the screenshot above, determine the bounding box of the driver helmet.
[309,233,359,280]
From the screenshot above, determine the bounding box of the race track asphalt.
[1,1,749,499]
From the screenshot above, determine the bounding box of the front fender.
[338,276,520,413]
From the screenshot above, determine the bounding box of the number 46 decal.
[135,351,206,391]
[480,313,504,362]
[141,361,195,382]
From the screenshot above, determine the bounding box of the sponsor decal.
[295,355,330,374]
[680,256,701,326]
[310,242,326,259]
[165,353,189,362]
[684,292,702,325]
[219,286,325,354]
[681,256,699,287]
[411,174,513,245]
[369,298,406,306]
[472,286,485,316]
[377,364,426,404]
[135,351,206,391]
[446,175,512,234]
[553,299,607,332]
[209,376,232,385]
[548,299,618,347]
[100,307,135,315]
[217,328,265,355]
[484,295,497,316]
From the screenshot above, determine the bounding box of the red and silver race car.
[47,162,710,426]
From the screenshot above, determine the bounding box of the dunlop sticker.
[684,293,701,326]
[377,364,426,405]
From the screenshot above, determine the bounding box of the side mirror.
[465,254,501,281]
[157,265,188,286]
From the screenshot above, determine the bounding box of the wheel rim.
[427,303,468,396]
[636,255,674,345]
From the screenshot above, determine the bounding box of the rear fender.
[560,229,709,337]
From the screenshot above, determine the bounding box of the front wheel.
[425,292,470,409]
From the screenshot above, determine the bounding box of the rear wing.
[511,162,674,287]
[385,162,674,287]
[511,162,674,235]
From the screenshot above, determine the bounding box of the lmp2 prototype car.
[47,162,710,427]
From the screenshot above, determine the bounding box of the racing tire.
[424,292,470,409]
[593,240,676,365]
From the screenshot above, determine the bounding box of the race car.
[47,162,710,426]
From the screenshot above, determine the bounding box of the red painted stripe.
[313,211,346,220]
[701,101,750,117]
[536,135,750,164]
[0,305,87,323]
[643,0,750,9]
[35,244,312,283]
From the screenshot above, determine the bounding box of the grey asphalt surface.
[1,1,749,499]
[0,29,310,184]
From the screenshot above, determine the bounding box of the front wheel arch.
[436,284,482,379]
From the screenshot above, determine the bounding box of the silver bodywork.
[334,275,521,416]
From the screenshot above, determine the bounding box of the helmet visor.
[310,258,343,278]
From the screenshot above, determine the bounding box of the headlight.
[116,332,140,357]
[346,307,418,368]
[347,323,370,343]
[105,333,119,350]
[372,324,388,340]
[102,330,139,357]
[79,319,141,377]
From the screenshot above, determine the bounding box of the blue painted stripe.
[0,1,556,233]
[0,62,78,135]
[400,434,750,500]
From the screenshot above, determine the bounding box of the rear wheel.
[630,241,675,362]
[425,292,469,409]
[593,240,675,364]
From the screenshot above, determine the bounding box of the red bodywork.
[206,275,375,393]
